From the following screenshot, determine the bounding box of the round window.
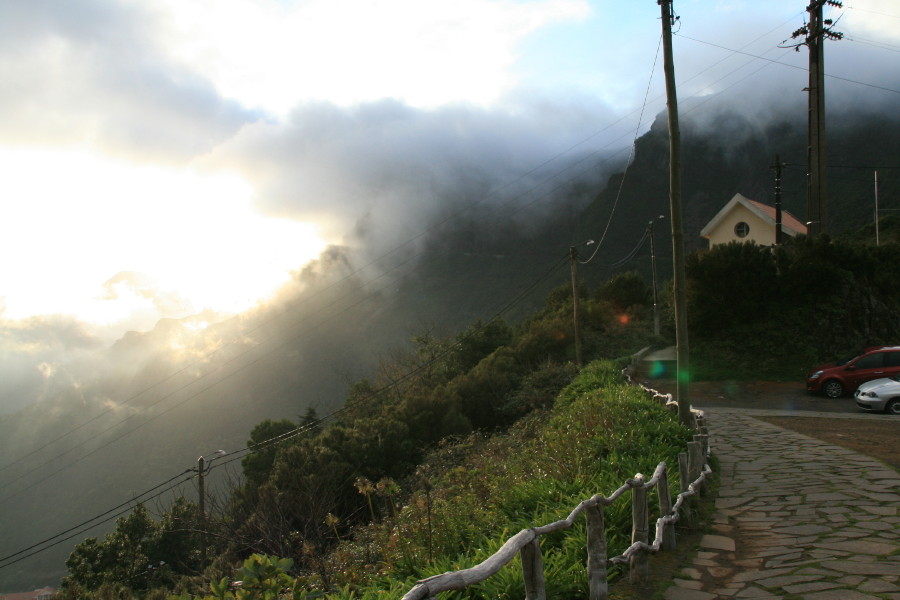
[734,221,750,238]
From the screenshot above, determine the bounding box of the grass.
[318,360,701,599]
[169,360,712,600]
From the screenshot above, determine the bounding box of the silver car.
[854,377,900,415]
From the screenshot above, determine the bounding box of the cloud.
[0,313,102,414]
[198,96,627,255]
[0,0,260,162]
[100,272,192,316]
[156,0,591,112]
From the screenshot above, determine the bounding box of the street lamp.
[198,450,226,567]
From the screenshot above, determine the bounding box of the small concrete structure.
[641,346,676,378]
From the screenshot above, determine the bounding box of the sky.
[0,0,898,411]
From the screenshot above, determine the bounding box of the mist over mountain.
[1,100,898,590]
[0,142,612,589]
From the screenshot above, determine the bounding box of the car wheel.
[887,399,900,415]
[822,380,844,398]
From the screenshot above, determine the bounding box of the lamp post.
[198,450,226,567]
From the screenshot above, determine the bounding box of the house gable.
[700,193,807,248]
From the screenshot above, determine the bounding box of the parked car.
[854,377,900,414]
[806,346,900,398]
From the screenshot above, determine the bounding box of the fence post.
[657,464,675,551]
[521,536,547,600]
[585,501,608,600]
[677,452,693,525]
[697,427,710,456]
[629,475,649,584]
[688,440,703,496]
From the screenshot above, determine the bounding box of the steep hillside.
[0,105,897,591]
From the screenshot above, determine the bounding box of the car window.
[835,352,862,366]
[854,352,884,369]
[886,352,900,367]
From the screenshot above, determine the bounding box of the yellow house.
[700,193,807,248]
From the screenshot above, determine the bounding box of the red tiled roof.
[1,587,56,600]
[748,199,808,235]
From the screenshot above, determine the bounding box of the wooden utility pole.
[658,0,692,427]
[197,450,225,567]
[808,1,827,235]
[875,170,880,246]
[570,246,583,368]
[772,155,784,245]
[198,455,207,566]
[789,1,843,236]
[648,217,663,337]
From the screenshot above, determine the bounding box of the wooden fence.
[401,387,711,600]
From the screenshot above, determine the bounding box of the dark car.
[806,346,900,398]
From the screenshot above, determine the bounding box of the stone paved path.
[665,408,900,600]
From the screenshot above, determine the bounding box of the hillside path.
[665,407,900,600]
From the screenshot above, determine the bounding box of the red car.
[806,346,900,398]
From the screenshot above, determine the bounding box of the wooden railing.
[401,386,710,600]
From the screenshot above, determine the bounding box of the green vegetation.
[686,235,900,380]
[61,500,201,596]
[158,361,692,600]
[59,231,900,599]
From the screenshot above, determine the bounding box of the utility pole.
[771,155,785,246]
[570,246,583,368]
[788,1,843,236]
[197,450,225,568]
[648,216,663,337]
[875,170,880,246]
[198,455,207,566]
[658,0,692,427]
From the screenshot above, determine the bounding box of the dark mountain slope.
[571,105,899,289]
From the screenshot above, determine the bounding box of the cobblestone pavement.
[665,408,900,600]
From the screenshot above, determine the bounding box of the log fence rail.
[401,384,710,600]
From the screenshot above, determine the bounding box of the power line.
[0,27,870,506]
[215,252,572,472]
[844,4,900,20]
[2,58,674,499]
[842,33,900,53]
[0,128,627,500]
[0,470,194,569]
[1,10,839,498]
[0,255,571,571]
[676,33,900,95]
[584,34,662,261]
[0,97,650,490]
